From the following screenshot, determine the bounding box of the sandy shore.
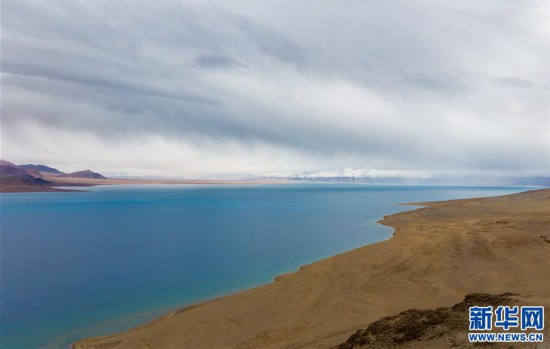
[74,189,550,349]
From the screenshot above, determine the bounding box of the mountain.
[0,160,106,192]
[18,163,107,179]
[68,170,107,179]
[288,175,550,187]
[0,159,19,169]
[0,160,53,191]
[19,164,64,174]
[23,168,44,178]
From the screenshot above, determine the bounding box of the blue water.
[0,184,534,348]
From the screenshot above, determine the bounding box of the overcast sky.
[1,0,548,178]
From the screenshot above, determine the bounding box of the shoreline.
[74,188,550,349]
[3,177,540,194]
[0,177,292,193]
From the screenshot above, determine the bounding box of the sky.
[1,0,549,178]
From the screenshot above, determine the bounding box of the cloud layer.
[1,0,548,177]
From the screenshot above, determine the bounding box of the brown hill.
[0,159,54,192]
[18,163,106,179]
[19,164,106,179]
[18,163,64,174]
[0,161,107,192]
[68,170,106,179]
[0,159,19,168]
[0,160,105,192]
[24,168,44,178]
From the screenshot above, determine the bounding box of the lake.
[0,184,533,348]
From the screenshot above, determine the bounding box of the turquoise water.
[0,184,534,348]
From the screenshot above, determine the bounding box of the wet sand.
[74,189,550,349]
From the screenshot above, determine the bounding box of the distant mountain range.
[0,160,52,189]
[18,164,64,174]
[16,161,107,179]
[2,160,547,193]
[0,160,106,192]
[286,175,550,186]
[17,163,106,179]
[279,168,550,186]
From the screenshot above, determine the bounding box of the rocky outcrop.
[337,293,518,349]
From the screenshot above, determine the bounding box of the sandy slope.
[74,189,550,349]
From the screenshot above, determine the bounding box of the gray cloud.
[193,54,246,69]
[1,0,548,177]
[489,76,535,90]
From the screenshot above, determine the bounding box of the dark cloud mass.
[1,0,548,177]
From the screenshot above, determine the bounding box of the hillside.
[0,160,56,192]
[0,160,107,192]
[68,170,107,179]
[19,164,64,174]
